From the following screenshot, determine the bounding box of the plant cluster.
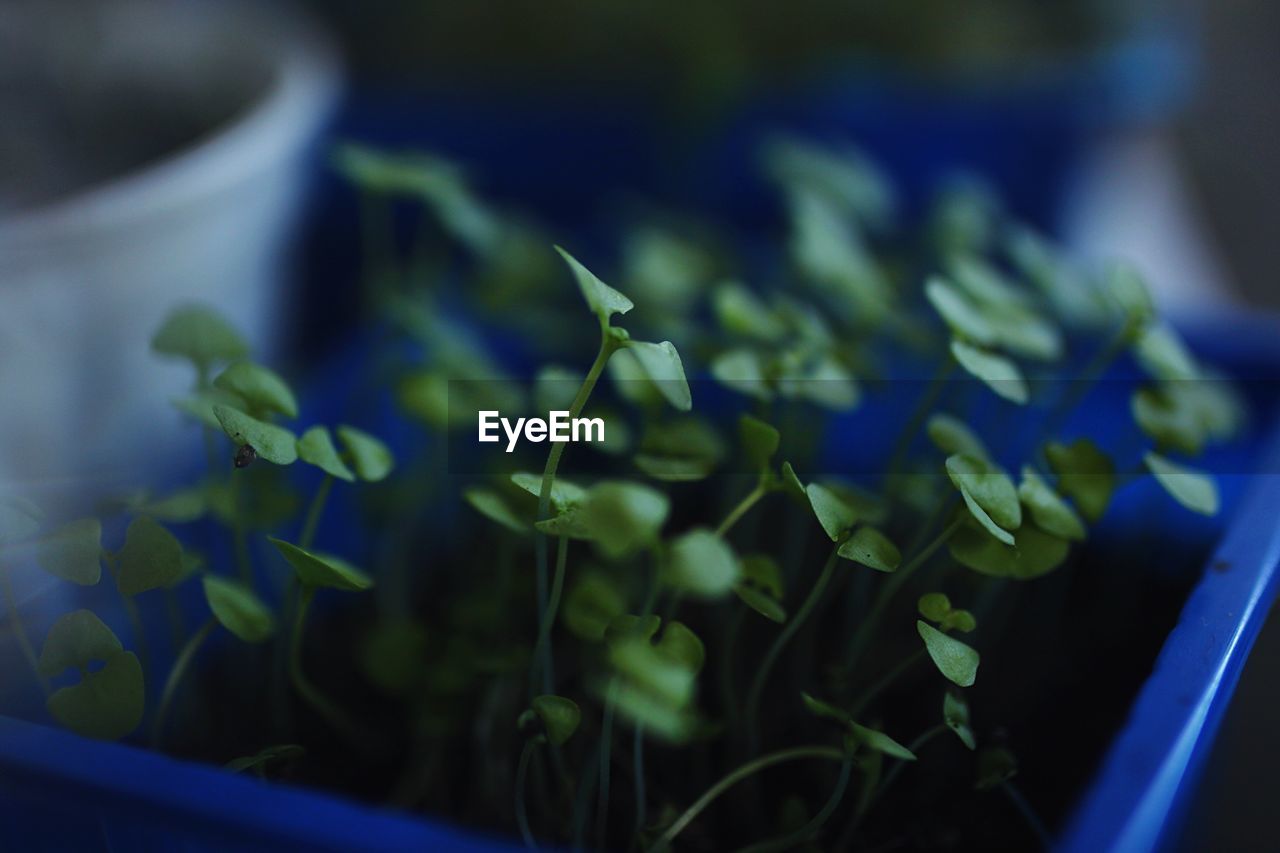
[0,137,1244,850]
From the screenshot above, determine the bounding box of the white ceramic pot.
[0,1,340,506]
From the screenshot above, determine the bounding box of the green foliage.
[950,340,1029,405]
[213,362,298,419]
[1145,452,1220,516]
[530,695,582,746]
[944,692,977,750]
[562,573,628,641]
[269,538,374,592]
[464,488,530,534]
[297,426,357,482]
[203,576,275,643]
[734,555,787,623]
[336,426,395,482]
[917,593,977,633]
[116,517,184,596]
[946,454,1022,546]
[663,529,741,599]
[35,519,102,585]
[623,340,693,412]
[805,483,857,542]
[927,414,990,461]
[151,306,248,372]
[213,406,298,465]
[740,415,781,472]
[1045,439,1116,522]
[539,482,669,558]
[0,496,42,544]
[39,611,143,741]
[837,527,902,572]
[634,418,723,482]
[949,518,1070,580]
[917,620,980,687]
[37,610,122,677]
[1017,467,1086,541]
[556,246,634,323]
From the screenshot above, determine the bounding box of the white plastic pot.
[0,1,339,505]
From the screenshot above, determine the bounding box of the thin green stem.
[151,616,217,747]
[839,724,948,845]
[649,745,846,852]
[737,758,854,853]
[1003,781,1052,850]
[745,546,841,752]
[289,585,361,741]
[850,649,927,719]
[120,593,149,683]
[715,483,767,538]
[2,569,48,696]
[884,360,956,487]
[844,517,964,677]
[515,739,538,850]
[229,472,253,586]
[533,335,619,698]
[298,475,334,551]
[530,534,569,695]
[597,679,618,851]
[632,724,647,842]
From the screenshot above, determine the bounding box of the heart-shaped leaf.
[918,593,952,623]
[47,651,144,741]
[36,518,102,585]
[38,610,123,677]
[947,255,1029,308]
[1018,467,1086,541]
[213,362,298,419]
[531,695,582,746]
[838,526,901,572]
[951,340,1028,405]
[562,573,627,642]
[986,304,1064,362]
[1132,387,1208,456]
[949,519,1070,580]
[734,584,787,624]
[927,414,990,461]
[711,349,772,401]
[151,306,248,370]
[0,496,42,545]
[624,341,693,412]
[946,454,1021,546]
[806,483,857,541]
[203,575,275,643]
[663,529,740,599]
[656,621,705,673]
[944,692,977,750]
[1145,452,1220,516]
[926,278,996,346]
[1045,439,1116,522]
[556,246,634,322]
[116,517,184,596]
[918,620,979,687]
[544,482,669,558]
[297,426,357,482]
[510,472,588,511]
[740,415,781,471]
[213,406,298,465]
[609,636,696,709]
[268,538,374,591]
[336,426,394,482]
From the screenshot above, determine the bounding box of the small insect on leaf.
[918,620,979,687]
[234,444,257,469]
[530,695,582,746]
[1145,452,1220,516]
[35,518,102,585]
[268,538,374,592]
[213,406,298,466]
[203,575,275,643]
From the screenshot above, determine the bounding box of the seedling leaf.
[464,488,530,534]
[556,246,634,322]
[838,526,901,572]
[297,426,357,482]
[918,620,979,687]
[1045,439,1115,522]
[806,483,857,541]
[851,723,917,761]
[949,519,1069,580]
[38,610,123,677]
[927,414,990,461]
[656,621,706,673]
[268,538,373,591]
[336,425,395,482]
[563,573,627,642]
[203,575,275,643]
[946,454,1021,545]
[151,306,248,370]
[1018,467,1086,541]
[1145,452,1220,516]
[663,529,740,599]
[47,651,144,741]
[951,340,1029,405]
[944,692,977,750]
[35,518,102,585]
[213,362,298,419]
[213,406,298,465]
[531,695,582,746]
[740,415,781,471]
[625,341,693,412]
[0,496,42,544]
[510,472,588,511]
[116,517,184,596]
[926,278,996,346]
